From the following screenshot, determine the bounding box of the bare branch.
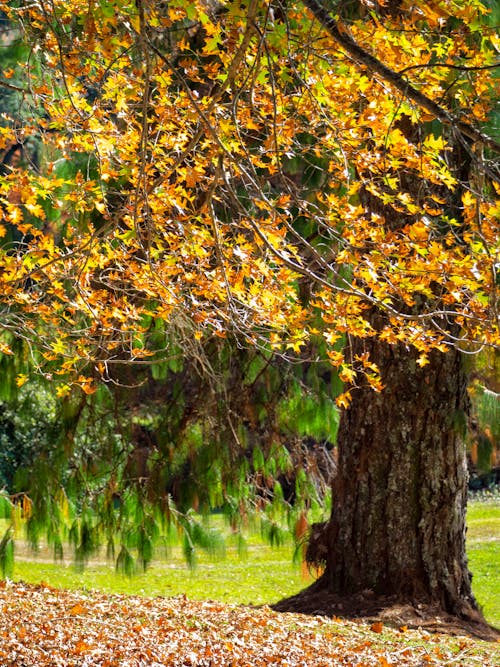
[0,79,26,92]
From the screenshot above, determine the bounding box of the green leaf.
[0,528,14,579]
[0,493,12,521]
[116,545,136,577]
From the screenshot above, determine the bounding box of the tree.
[0,0,498,626]
[281,0,499,623]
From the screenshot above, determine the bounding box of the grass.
[466,499,500,628]
[12,546,310,605]
[6,498,500,627]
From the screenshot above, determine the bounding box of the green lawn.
[7,498,500,627]
[466,499,500,627]
[12,541,310,606]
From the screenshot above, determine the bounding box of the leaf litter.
[0,581,498,666]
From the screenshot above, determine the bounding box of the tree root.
[272,585,499,641]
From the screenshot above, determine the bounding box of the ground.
[273,586,499,642]
[0,581,499,666]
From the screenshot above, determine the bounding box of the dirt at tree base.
[272,585,500,642]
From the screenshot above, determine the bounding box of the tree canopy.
[0,0,498,402]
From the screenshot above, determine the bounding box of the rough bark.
[274,326,495,636]
[311,323,476,617]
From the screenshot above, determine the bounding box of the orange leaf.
[74,640,91,654]
[69,603,86,615]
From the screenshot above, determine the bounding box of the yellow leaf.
[25,202,46,219]
[286,339,305,353]
[15,374,28,387]
[324,331,341,345]
[8,206,22,225]
[339,365,356,383]
[366,373,384,392]
[51,339,67,355]
[0,341,13,355]
[423,134,446,152]
[56,384,71,398]
[462,190,475,207]
[336,391,352,409]
[327,350,344,366]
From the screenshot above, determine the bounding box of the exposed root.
[272,585,499,641]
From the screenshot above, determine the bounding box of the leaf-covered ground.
[0,582,498,666]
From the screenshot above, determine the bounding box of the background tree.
[0,0,498,627]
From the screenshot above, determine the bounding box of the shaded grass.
[12,546,310,605]
[7,499,499,627]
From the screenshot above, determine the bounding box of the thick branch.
[302,0,500,153]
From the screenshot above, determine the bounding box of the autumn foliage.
[0,0,498,405]
[0,581,498,666]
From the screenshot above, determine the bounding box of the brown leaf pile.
[0,581,498,666]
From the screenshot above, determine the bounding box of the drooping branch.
[302,0,500,154]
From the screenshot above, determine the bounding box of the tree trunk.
[311,320,477,617]
[270,0,495,631]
